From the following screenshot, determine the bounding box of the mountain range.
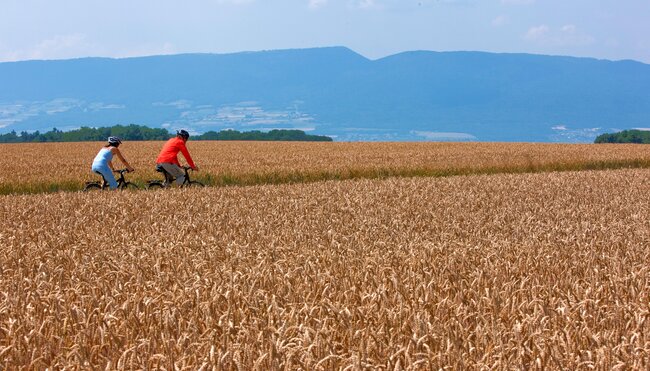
[1,46,649,142]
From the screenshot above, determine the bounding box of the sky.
[1,0,649,63]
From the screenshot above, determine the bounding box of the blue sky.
[1,0,649,63]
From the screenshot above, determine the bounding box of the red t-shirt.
[156,137,196,169]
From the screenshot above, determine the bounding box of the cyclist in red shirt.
[156,130,199,186]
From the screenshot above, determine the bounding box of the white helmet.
[108,136,122,145]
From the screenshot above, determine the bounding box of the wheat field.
[1,141,650,193]
[1,168,648,369]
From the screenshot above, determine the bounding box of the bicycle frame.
[89,169,130,189]
[155,165,193,186]
[148,165,203,188]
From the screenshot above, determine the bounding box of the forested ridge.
[0,125,332,142]
[594,130,650,144]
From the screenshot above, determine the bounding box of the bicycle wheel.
[147,182,165,190]
[83,183,102,192]
[184,180,205,188]
[122,182,140,190]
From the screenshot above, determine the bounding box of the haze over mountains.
[1,47,649,142]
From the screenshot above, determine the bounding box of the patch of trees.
[594,130,650,144]
[0,125,333,143]
[0,125,171,143]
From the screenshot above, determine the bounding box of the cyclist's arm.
[179,143,197,170]
[113,148,135,172]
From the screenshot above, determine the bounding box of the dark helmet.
[107,136,122,146]
[177,130,190,139]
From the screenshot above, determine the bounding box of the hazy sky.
[1,0,649,63]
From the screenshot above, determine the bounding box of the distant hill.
[595,129,650,144]
[1,47,649,142]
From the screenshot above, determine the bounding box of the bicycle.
[83,169,140,191]
[147,165,205,189]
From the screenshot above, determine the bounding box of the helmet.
[107,136,122,145]
[177,130,190,139]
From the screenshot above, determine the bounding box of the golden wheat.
[1,168,648,369]
[1,141,649,193]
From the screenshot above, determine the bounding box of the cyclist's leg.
[92,166,118,189]
[159,163,185,186]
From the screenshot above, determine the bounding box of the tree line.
[0,125,333,143]
[594,129,650,144]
